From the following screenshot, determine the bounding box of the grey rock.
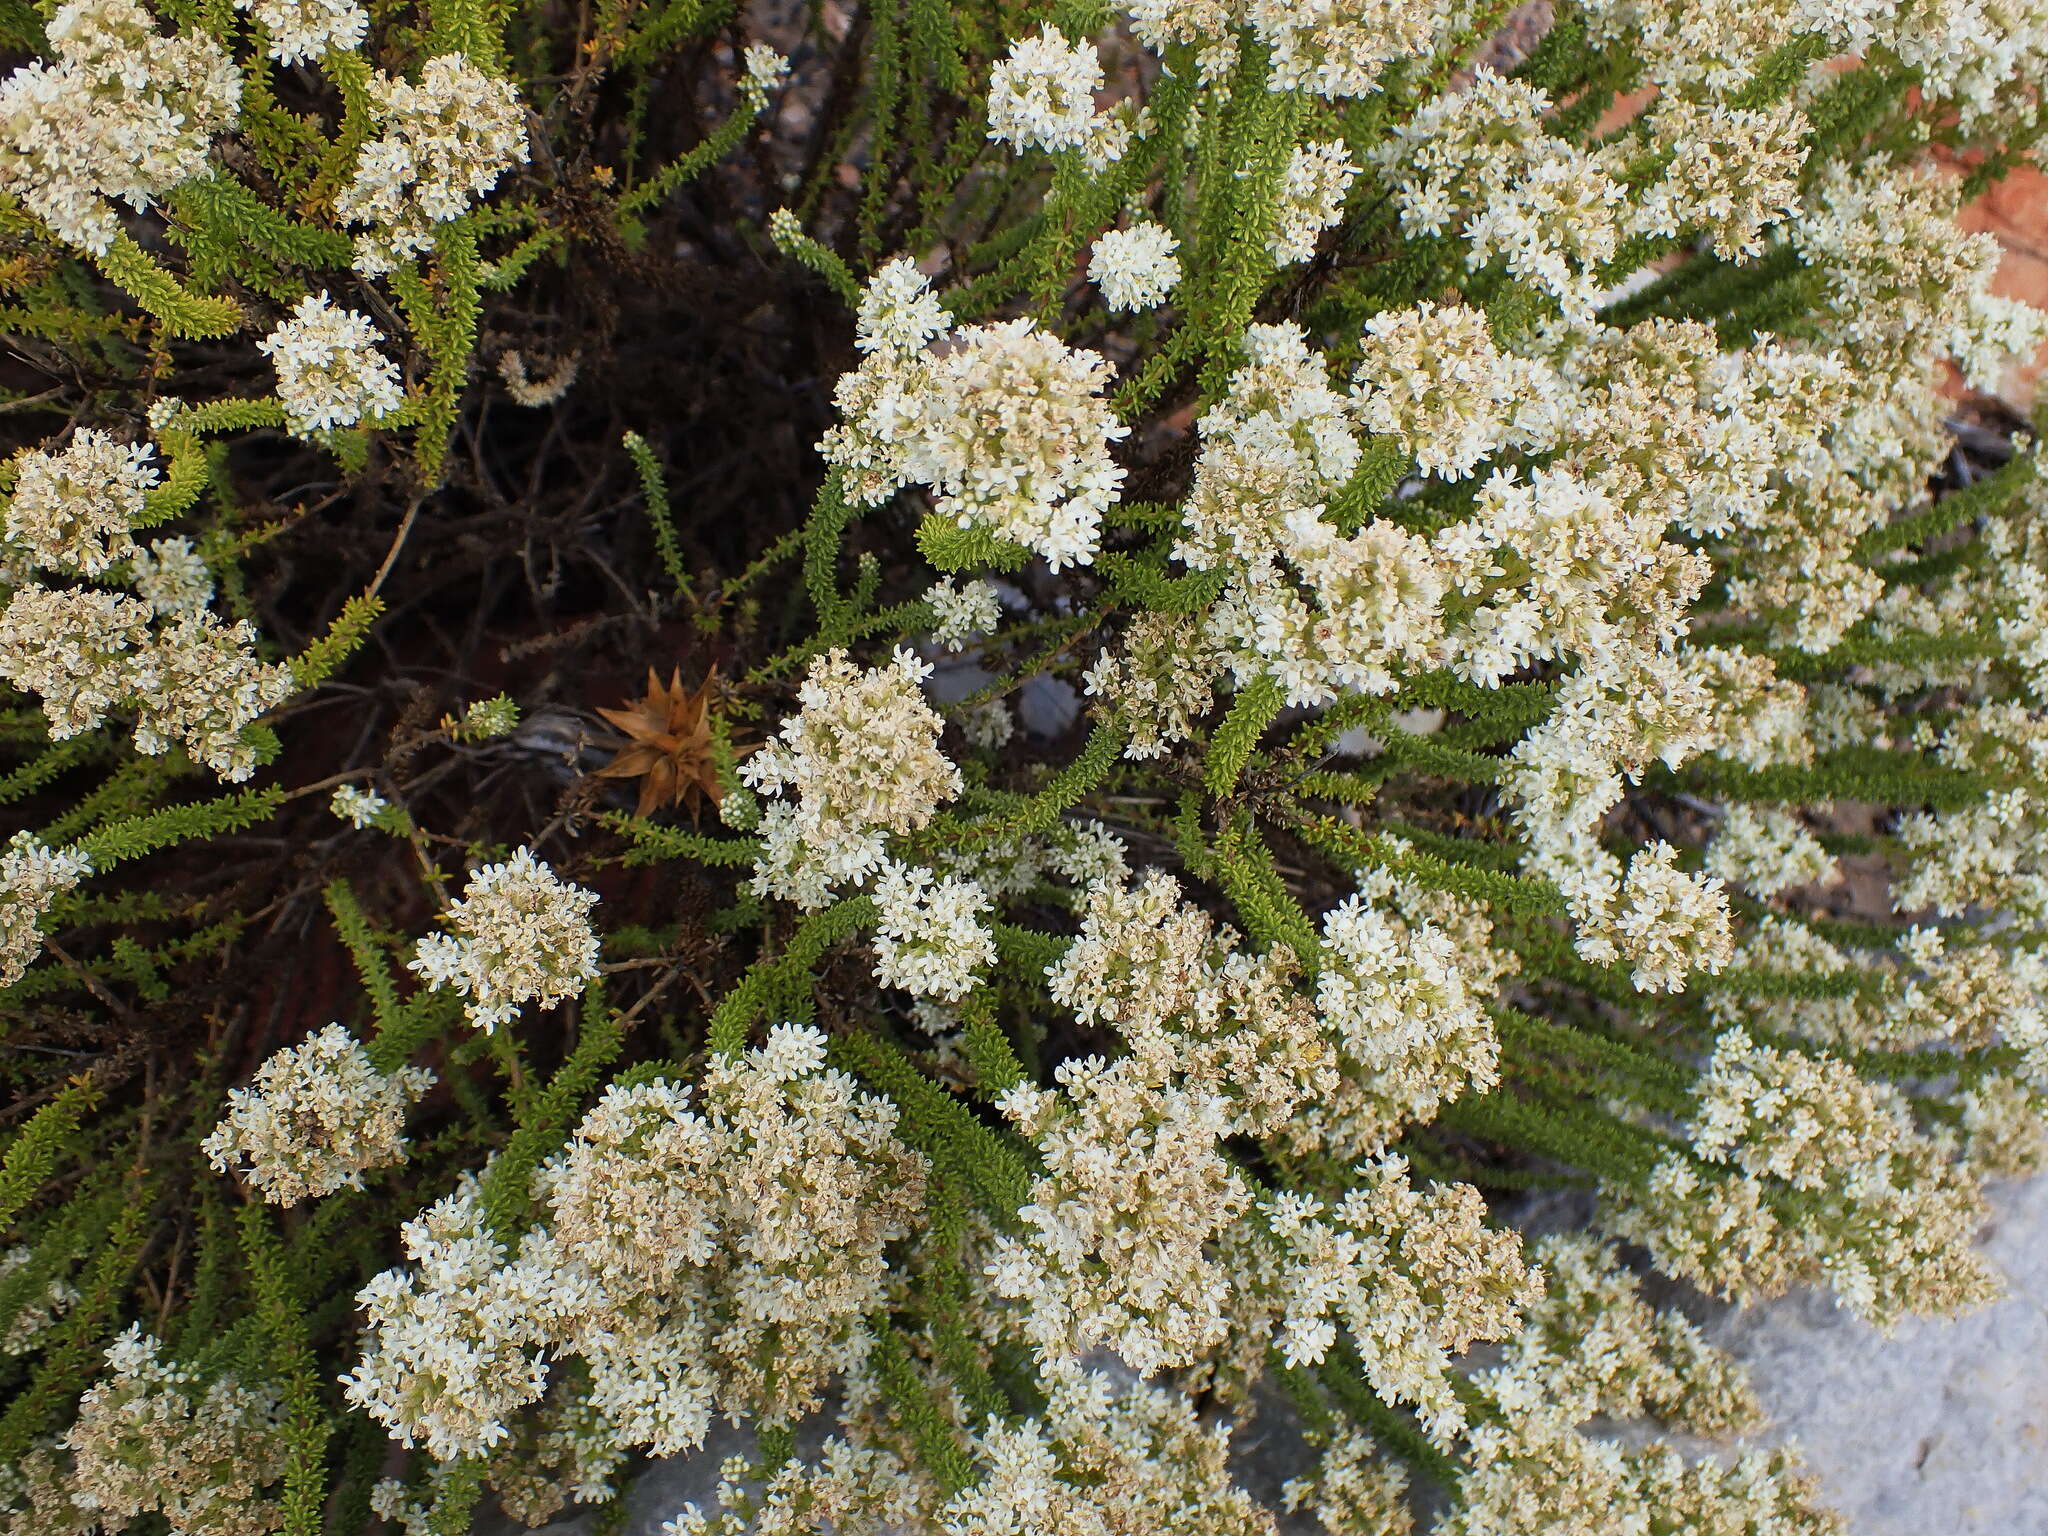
[1016,675,1080,739]
[1683,1170,2048,1535]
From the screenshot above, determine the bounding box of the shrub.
[3,0,2047,1531]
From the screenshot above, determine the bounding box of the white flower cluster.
[1268,139,1358,265]
[257,293,405,437]
[131,608,299,780]
[129,535,213,617]
[985,28,1129,171]
[330,784,393,829]
[1288,879,1503,1160]
[741,647,961,907]
[236,0,365,64]
[408,847,601,1031]
[922,576,1002,651]
[738,43,788,108]
[0,586,149,741]
[336,53,529,275]
[341,1175,580,1460]
[869,859,996,1002]
[1704,805,1840,900]
[0,1245,79,1356]
[1082,612,1223,759]
[1256,1157,1538,1444]
[0,832,91,991]
[1606,1029,2003,1327]
[1635,97,1807,261]
[1381,71,1629,317]
[1351,301,1554,480]
[4,429,153,576]
[989,870,1356,1375]
[0,425,296,781]
[202,1024,436,1205]
[0,0,239,253]
[1088,222,1181,311]
[940,1366,1276,1536]
[821,258,1127,569]
[1177,320,1446,707]
[67,1326,286,1536]
[1124,0,1475,97]
[345,1028,926,1461]
[0,584,292,780]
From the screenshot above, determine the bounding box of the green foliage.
[916,512,1034,573]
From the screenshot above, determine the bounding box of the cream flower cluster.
[0,424,292,780]
[922,576,1002,651]
[988,1054,1250,1373]
[348,1029,926,1462]
[0,585,293,781]
[1604,1029,2003,1327]
[1268,140,1358,265]
[5,429,154,576]
[541,1026,926,1439]
[236,0,365,63]
[1635,97,1806,261]
[666,1438,927,1536]
[1281,1435,1410,1536]
[1179,320,1443,707]
[1256,1158,1539,1444]
[0,1245,79,1355]
[1289,880,1503,1160]
[869,859,997,1002]
[1481,1233,1763,1437]
[1088,222,1181,311]
[258,293,405,437]
[1582,0,2048,134]
[1081,612,1223,759]
[1445,1416,1841,1536]
[1794,163,2048,395]
[0,832,91,991]
[741,646,961,907]
[408,848,601,1031]
[0,586,149,741]
[336,53,529,275]
[985,28,1128,171]
[1250,0,1470,99]
[939,1366,1275,1536]
[1048,868,1330,1135]
[67,1327,286,1536]
[821,258,1126,569]
[0,0,239,253]
[202,1024,436,1205]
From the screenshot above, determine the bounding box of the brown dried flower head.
[593,665,736,820]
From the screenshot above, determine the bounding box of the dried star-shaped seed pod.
[592,665,738,820]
